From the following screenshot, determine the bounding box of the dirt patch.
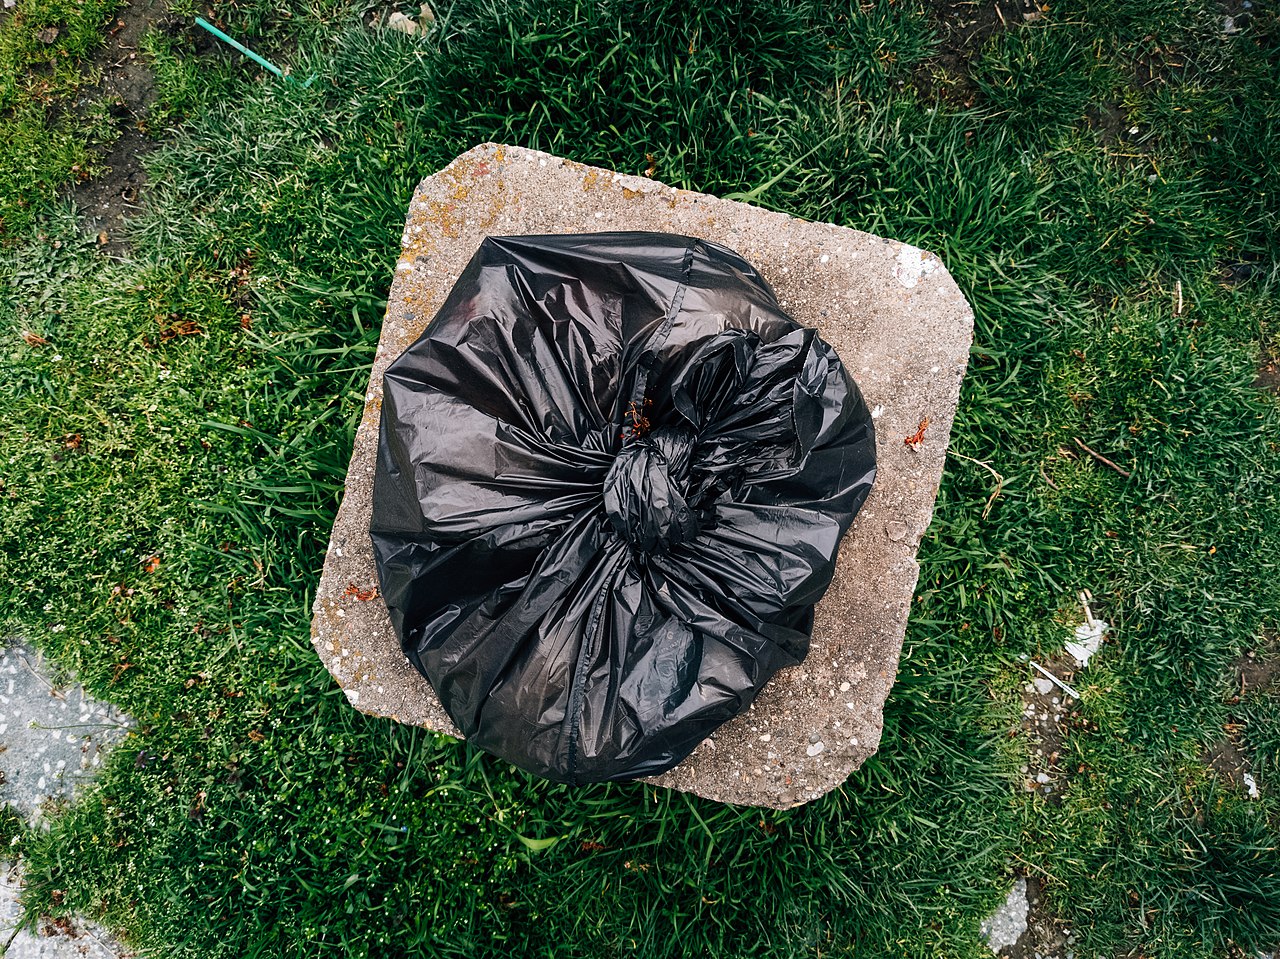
[926,0,1013,65]
[1017,651,1092,804]
[1202,637,1276,793]
[913,0,1042,107]
[1203,736,1249,781]
[1235,638,1280,694]
[1254,345,1280,396]
[69,0,169,256]
[1084,100,1131,151]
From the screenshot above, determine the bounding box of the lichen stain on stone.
[415,198,465,239]
[359,403,382,433]
[621,187,643,200]
[478,189,506,231]
[315,600,349,639]
[582,169,601,192]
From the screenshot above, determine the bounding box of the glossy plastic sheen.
[370,233,876,784]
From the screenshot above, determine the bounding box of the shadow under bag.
[371,232,876,784]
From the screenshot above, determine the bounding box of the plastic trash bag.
[371,232,876,784]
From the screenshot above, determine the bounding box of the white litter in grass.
[386,10,419,35]
[1029,661,1080,700]
[1243,772,1260,799]
[1065,590,1108,668]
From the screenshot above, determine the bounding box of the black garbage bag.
[370,232,876,784]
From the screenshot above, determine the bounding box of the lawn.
[1,0,1278,956]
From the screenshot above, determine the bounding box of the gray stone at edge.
[981,878,1030,953]
[0,640,132,822]
[310,144,974,809]
[0,639,134,958]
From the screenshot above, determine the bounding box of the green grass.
[1,0,1279,956]
[0,0,123,236]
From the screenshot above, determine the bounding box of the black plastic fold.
[371,232,875,784]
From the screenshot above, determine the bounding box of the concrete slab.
[311,144,973,808]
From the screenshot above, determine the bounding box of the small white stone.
[806,742,825,757]
[758,733,771,742]
[839,682,851,692]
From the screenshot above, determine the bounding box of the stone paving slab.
[0,640,132,821]
[311,144,973,808]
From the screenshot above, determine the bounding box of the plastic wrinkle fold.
[371,232,876,784]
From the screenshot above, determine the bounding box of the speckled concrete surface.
[0,639,132,822]
[0,639,133,958]
[311,144,973,808]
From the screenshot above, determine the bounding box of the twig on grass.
[949,450,1004,520]
[1039,463,1059,490]
[1072,437,1132,479]
[1011,852,1062,885]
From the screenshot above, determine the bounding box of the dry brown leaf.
[904,417,930,447]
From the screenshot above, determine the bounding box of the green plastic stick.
[194,17,315,88]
